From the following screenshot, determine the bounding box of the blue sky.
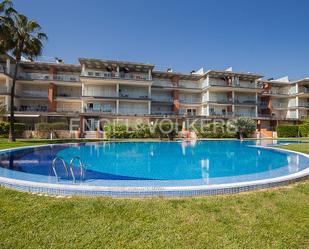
[14,0,309,80]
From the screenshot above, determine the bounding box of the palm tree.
[0,0,47,141]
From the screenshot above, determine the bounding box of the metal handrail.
[69,156,85,182]
[52,156,69,181]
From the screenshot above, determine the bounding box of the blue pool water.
[0,140,309,187]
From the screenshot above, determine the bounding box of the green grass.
[0,139,308,248]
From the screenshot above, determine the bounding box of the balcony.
[267,90,291,96]
[298,103,309,108]
[272,103,289,108]
[18,105,48,112]
[18,72,80,82]
[56,107,81,113]
[234,112,257,118]
[233,99,257,105]
[208,82,262,89]
[151,96,173,102]
[0,86,8,94]
[82,71,151,81]
[209,111,234,117]
[119,92,150,100]
[179,97,201,104]
[207,98,233,104]
[19,90,48,98]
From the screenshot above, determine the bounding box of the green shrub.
[277,125,299,137]
[35,122,69,131]
[35,122,52,131]
[0,122,26,137]
[104,123,130,139]
[193,122,236,138]
[0,121,9,135]
[298,124,309,137]
[231,118,256,138]
[51,122,69,130]
[14,123,26,137]
[154,122,180,140]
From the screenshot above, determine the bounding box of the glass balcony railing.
[0,86,8,94]
[18,105,48,112]
[119,93,150,99]
[209,82,261,89]
[151,97,173,102]
[233,99,257,105]
[179,98,201,104]
[18,73,79,82]
[82,71,151,81]
[272,103,289,108]
[56,107,81,112]
[20,90,48,98]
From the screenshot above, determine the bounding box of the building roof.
[79,58,154,72]
[205,69,263,81]
[260,79,293,85]
[293,78,309,85]
[20,61,81,72]
[152,71,204,81]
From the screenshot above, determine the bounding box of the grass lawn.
[0,140,308,248]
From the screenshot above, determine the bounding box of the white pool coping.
[0,142,308,196]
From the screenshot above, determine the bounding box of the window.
[88,71,94,76]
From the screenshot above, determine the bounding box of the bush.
[104,123,130,139]
[298,124,309,137]
[155,122,180,140]
[35,122,52,131]
[0,122,26,137]
[51,122,69,130]
[232,118,256,138]
[193,122,236,138]
[14,123,26,137]
[0,121,9,135]
[35,122,69,131]
[277,125,299,137]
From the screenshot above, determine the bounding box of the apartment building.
[0,54,307,134]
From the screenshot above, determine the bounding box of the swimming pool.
[0,140,308,197]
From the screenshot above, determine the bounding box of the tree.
[0,0,47,141]
[232,117,256,139]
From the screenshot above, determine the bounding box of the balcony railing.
[82,71,151,81]
[56,93,81,98]
[233,99,257,105]
[209,82,261,89]
[298,103,309,108]
[272,103,289,108]
[268,90,291,95]
[18,105,48,112]
[56,107,81,113]
[179,97,201,104]
[209,111,234,117]
[18,72,79,82]
[0,86,8,94]
[119,93,149,99]
[84,107,115,114]
[151,97,173,102]
[20,90,48,98]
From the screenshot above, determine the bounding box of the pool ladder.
[52,156,85,183]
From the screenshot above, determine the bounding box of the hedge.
[35,122,69,131]
[299,124,309,137]
[277,125,299,137]
[0,121,26,137]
